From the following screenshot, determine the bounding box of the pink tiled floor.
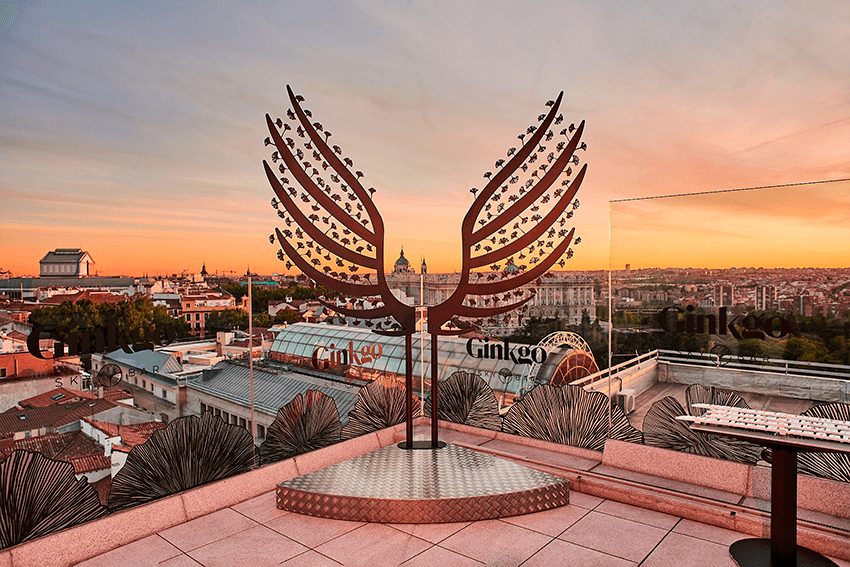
[73,490,850,566]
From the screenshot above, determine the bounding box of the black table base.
[730,538,838,567]
[397,440,448,449]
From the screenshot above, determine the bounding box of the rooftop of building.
[0,398,120,437]
[81,416,166,446]
[0,276,139,289]
[103,349,184,376]
[39,249,93,264]
[9,418,848,567]
[40,290,128,305]
[2,333,848,566]
[17,387,98,408]
[269,322,588,393]
[188,359,360,422]
[0,430,101,462]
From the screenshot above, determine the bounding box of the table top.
[677,404,850,453]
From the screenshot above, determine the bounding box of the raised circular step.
[276,442,570,523]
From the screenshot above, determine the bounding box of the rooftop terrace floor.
[74,423,849,567]
[75,487,850,567]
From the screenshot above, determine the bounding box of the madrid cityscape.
[1,1,848,566]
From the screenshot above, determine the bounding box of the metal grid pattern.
[680,404,850,444]
[679,405,850,453]
[276,443,570,523]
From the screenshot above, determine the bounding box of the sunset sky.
[1,1,848,277]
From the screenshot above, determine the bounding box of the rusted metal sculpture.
[264,86,587,448]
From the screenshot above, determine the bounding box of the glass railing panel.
[608,180,849,471]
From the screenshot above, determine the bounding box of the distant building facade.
[39,249,95,277]
[713,284,734,307]
[385,249,596,334]
[755,285,777,311]
[181,291,237,336]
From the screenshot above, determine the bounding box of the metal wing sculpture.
[263,85,415,336]
[264,87,587,447]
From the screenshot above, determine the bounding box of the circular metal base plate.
[730,538,838,567]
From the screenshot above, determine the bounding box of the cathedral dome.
[503,258,520,273]
[393,248,413,274]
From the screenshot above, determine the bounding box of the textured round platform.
[276,442,570,523]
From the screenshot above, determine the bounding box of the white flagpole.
[248,275,255,444]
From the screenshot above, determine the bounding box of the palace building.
[385,248,596,334]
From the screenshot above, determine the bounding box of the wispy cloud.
[1,0,848,275]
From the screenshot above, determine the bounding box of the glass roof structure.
[270,323,589,395]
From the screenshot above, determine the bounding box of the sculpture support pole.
[431,333,439,447]
[405,333,413,447]
[771,446,797,566]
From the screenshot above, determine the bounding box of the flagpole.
[248,275,255,446]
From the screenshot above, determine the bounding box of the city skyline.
[2,1,848,276]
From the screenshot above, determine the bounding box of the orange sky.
[1,2,848,277]
[610,181,850,270]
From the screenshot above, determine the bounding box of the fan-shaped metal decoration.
[423,371,501,431]
[341,376,422,441]
[796,402,850,483]
[502,384,642,451]
[643,396,763,463]
[108,413,255,511]
[685,384,750,417]
[265,87,588,447]
[259,390,342,466]
[0,450,109,550]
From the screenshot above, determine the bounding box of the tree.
[27,297,190,369]
[274,310,299,325]
[205,309,249,333]
[737,339,763,358]
[252,312,272,328]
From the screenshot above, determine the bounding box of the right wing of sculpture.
[429,91,588,332]
[263,86,414,334]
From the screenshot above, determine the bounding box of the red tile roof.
[18,387,97,408]
[81,416,165,447]
[0,430,104,462]
[90,475,112,505]
[41,290,126,305]
[118,421,166,446]
[0,398,118,437]
[69,454,111,474]
[81,416,120,437]
[102,389,133,403]
[5,330,28,342]
[56,430,105,460]
[2,432,76,458]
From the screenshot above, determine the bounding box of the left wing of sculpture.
[263,85,415,334]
